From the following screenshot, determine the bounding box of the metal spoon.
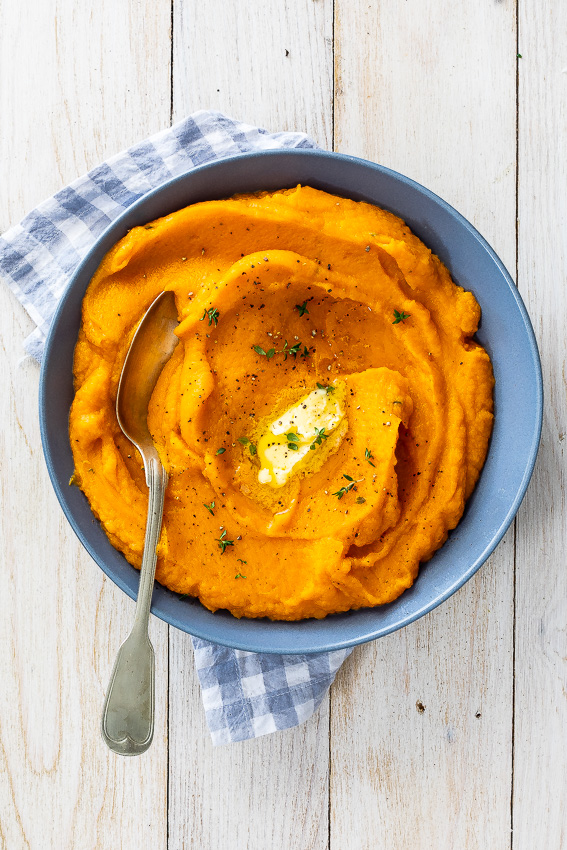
[101,290,179,756]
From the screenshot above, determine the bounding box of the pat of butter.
[257,387,344,487]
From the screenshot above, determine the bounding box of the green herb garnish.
[235,573,247,579]
[217,528,234,554]
[332,474,361,500]
[286,433,300,451]
[253,340,308,361]
[365,448,376,468]
[203,501,215,516]
[237,559,247,565]
[282,340,302,360]
[356,496,366,504]
[253,344,276,359]
[200,306,220,327]
[316,382,335,394]
[238,436,257,456]
[216,447,226,455]
[393,309,410,324]
[310,427,328,450]
[295,301,309,317]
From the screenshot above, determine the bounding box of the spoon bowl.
[116,291,181,467]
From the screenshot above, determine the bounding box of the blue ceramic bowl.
[39,150,542,653]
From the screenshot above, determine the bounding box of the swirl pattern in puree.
[70,186,494,620]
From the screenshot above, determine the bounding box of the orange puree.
[69,186,494,620]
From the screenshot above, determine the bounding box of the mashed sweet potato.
[69,186,494,620]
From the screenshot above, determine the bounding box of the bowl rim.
[39,148,543,653]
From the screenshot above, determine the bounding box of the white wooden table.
[1,2,565,848]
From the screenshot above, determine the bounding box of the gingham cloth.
[0,110,352,745]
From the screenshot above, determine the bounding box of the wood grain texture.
[168,635,330,850]
[0,0,172,229]
[167,3,334,849]
[172,0,334,147]
[335,0,517,266]
[513,1,567,846]
[330,1,517,847]
[0,1,171,848]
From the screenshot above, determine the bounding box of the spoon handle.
[101,456,167,755]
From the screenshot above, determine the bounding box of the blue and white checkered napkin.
[0,110,352,744]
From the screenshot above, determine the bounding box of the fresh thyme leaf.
[365,448,376,468]
[332,474,362,500]
[253,344,276,359]
[254,341,305,361]
[286,432,300,442]
[282,340,302,360]
[287,442,299,451]
[237,559,247,565]
[217,528,234,554]
[216,447,226,455]
[200,306,220,327]
[311,427,328,449]
[393,309,410,324]
[295,301,309,317]
[203,501,215,515]
[316,382,335,394]
[238,436,257,456]
[356,496,366,504]
[235,573,247,579]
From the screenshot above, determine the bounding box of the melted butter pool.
[257,386,344,487]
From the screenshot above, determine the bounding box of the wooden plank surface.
[168,3,334,848]
[331,1,517,847]
[513,2,567,847]
[0,1,171,848]
[173,0,334,147]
